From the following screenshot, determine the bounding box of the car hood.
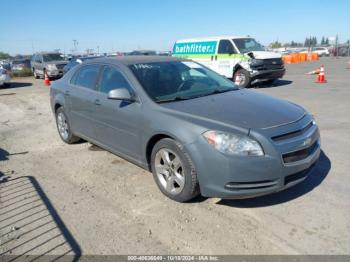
[160,90,305,130]
[247,51,282,59]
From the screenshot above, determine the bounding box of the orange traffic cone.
[347,62,350,69]
[315,64,327,83]
[44,71,51,86]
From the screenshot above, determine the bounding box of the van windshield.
[43,54,65,62]
[130,61,238,103]
[233,38,264,53]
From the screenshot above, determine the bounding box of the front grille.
[282,140,319,164]
[56,64,66,70]
[272,121,313,142]
[252,58,284,71]
[284,163,315,185]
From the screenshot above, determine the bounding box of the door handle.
[64,91,70,96]
[94,99,101,106]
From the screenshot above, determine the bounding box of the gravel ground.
[0,57,350,256]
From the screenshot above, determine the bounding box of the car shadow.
[1,82,33,89]
[216,150,331,208]
[253,79,293,88]
[0,148,82,260]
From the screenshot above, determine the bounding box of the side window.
[74,65,100,90]
[35,55,42,63]
[218,40,236,54]
[98,66,132,94]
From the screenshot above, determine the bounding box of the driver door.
[92,65,143,160]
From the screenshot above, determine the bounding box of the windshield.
[43,54,65,62]
[129,61,238,103]
[233,38,264,53]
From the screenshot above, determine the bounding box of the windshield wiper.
[190,87,237,99]
[156,96,191,104]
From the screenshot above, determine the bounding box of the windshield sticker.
[182,61,202,69]
[133,64,156,69]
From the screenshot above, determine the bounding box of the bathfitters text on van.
[173,41,217,55]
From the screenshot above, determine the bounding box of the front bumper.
[250,68,286,82]
[47,69,64,78]
[186,115,321,199]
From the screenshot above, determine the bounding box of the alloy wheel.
[154,148,185,195]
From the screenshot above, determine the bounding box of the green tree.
[0,52,11,60]
[270,41,282,49]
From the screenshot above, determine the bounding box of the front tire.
[55,107,80,144]
[233,69,251,88]
[151,138,199,202]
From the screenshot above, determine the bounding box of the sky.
[1,0,349,55]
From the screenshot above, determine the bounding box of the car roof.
[83,55,185,66]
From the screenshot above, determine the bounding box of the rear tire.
[151,138,200,202]
[233,69,251,88]
[55,107,80,144]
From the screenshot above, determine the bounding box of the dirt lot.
[1,57,350,256]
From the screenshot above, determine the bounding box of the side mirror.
[108,88,135,102]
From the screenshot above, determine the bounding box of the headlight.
[47,64,56,70]
[203,131,264,156]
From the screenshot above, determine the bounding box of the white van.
[172,36,285,87]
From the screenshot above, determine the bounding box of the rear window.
[73,65,100,90]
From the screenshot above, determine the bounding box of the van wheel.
[233,69,251,88]
[151,138,200,202]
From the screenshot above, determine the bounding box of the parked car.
[31,52,67,79]
[63,56,101,75]
[0,68,11,87]
[11,59,31,72]
[173,36,285,87]
[50,56,321,202]
[0,60,11,70]
[128,50,157,56]
[312,47,330,57]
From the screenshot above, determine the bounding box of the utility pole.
[73,40,78,54]
[335,35,338,58]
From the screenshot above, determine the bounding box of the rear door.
[68,64,101,140]
[92,65,143,160]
